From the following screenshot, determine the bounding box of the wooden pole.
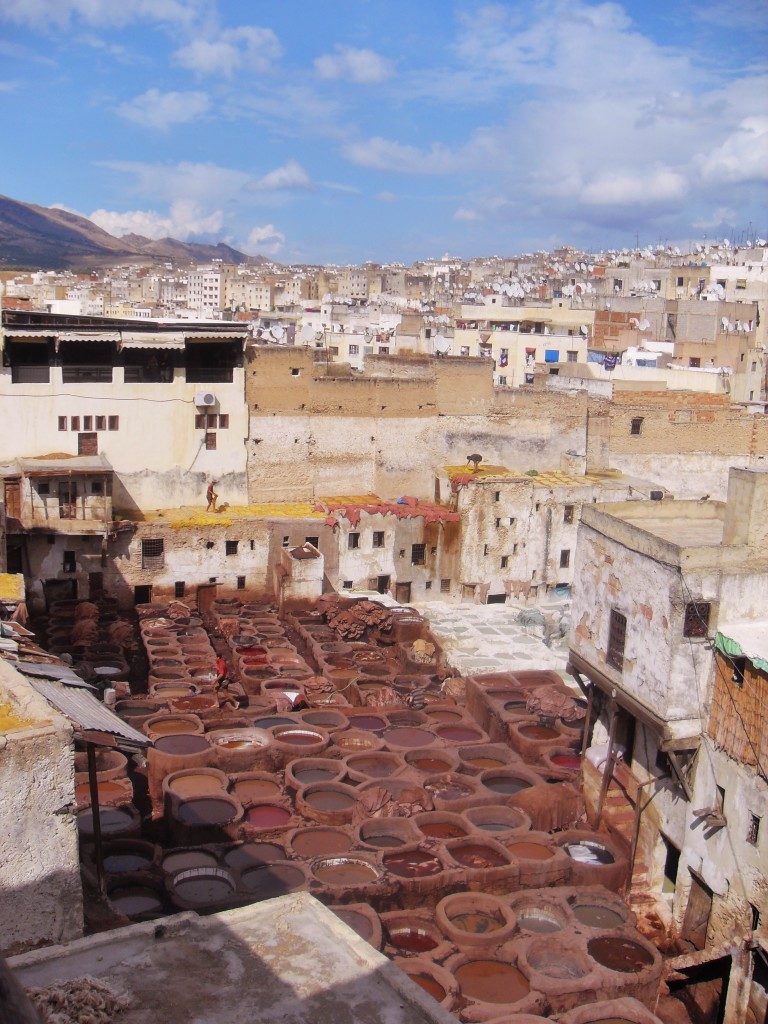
[86,743,106,898]
[580,684,595,757]
[595,701,618,828]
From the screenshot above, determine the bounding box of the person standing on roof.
[206,480,218,512]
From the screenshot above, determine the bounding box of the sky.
[1,0,767,264]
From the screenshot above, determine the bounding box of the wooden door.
[4,479,21,519]
[59,481,78,519]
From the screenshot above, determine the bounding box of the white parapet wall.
[0,659,83,955]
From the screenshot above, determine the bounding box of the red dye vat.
[419,821,466,839]
[388,926,438,953]
[384,727,435,747]
[551,752,582,770]
[437,725,482,742]
[246,805,291,827]
[351,715,387,732]
[518,723,560,740]
[455,960,530,1004]
[383,851,442,878]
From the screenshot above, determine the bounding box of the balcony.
[185,367,234,384]
[61,365,113,384]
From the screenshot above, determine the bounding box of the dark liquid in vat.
[384,851,441,878]
[588,936,654,973]
[455,960,529,1004]
[573,903,625,928]
[306,790,354,811]
[245,804,291,827]
[177,798,235,826]
[173,875,233,905]
[484,776,530,794]
[294,768,337,784]
[451,912,503,934]
[388,927,437,953]
[419,822,466,839]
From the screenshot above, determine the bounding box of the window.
[218,414,229,429]
[425,580,432,590]
[91,481,103,495]
[348,532,360,549]
[731,657,746,687]
[559,549,571,569]
[683,602,710,638]
[282,535,290,546]
[108,416,119,430]
[607,609,627,670]
[206,541,215,549]
[70,416,80,431]
[509,517,516,527]
[63,550,76,573]
[677,276,684,287]
[58,416,67,431]
[662,836,680,894]
[411,543,426,565]
[78,432,98,456]
[372,531,385,548]
[225,540,238,556]
[342,580,353,590]
[441,578,451,593]
[46,534,55,545]
[399,549,405,557]
[38,482,50,496]
[689,357,701,368]
[83,416,93,430]
[751,361,757,373]
[501,555,509,569]
[329,346,339,356]
[460,346,470,356]
[349,344,359,355]
[564,504,574,524]
[206,413,217,428]
[747,813,761,846]
[141,538,165,570]
[498,376,507,385]
[195,413,206,428]
[305,536,319,548]
[495,517,501,528]
[630,417,643,435]
[291,367,301,376]
[174,581,186,598]
[567,350,578,362]
[96,415,106,430]
[494,491,500,502]
[483,544,489,556]
[205,432,216,450]
[237,575,246,590]
[513,543,518,554]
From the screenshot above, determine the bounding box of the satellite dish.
[270,325,285,342]
[638,319,651,332]
[433,333,451,354]
[314,330,324,341]
[580,325,589,335]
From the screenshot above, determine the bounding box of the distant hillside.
[0,194,265,270]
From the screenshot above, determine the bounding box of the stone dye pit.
[60,594,669,1022]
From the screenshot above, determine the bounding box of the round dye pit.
[313,857,381,885]
[407,755,453,773]
[109,886,162,918]
[154,734,210,756]
[464,756,506,770]
[163,849,219,874]
[104,849,154,874]
[450,911,505,935]
[551,752,582,770]
[455,960,530,1004]
[292,766,338,784]
[516,904,564,933]
[170,868,235,908]
[348,714,387,732]
[416,820,468,840]
[410,973,446,1003]
[223,842,285,870]
[346,754,403,779]
[482,773,532,795]
[425,777,474,802]
[518,723,561,741]
[240,862,306,899]
[571,903,626,929]
[252,716,296,729]
[304,789,355,812]
[77,806,135,837]
[176,798,238,827]
[291,828,354,858]
[273,727,324,747]
[383,726,435,748]
[334,907,374,942]
[528,946,588,980]
[245,804,292,828]
[383,850,442,879]
[386,925,439,955]
[231,777,282,803]
[565,841,616,865]
[587,937,654,974]
[436,724,483,743]
[448,843,509,869]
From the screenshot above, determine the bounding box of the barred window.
[607,609,627,671]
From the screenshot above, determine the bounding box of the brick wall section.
[593,309,640,350]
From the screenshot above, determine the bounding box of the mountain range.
[0,194,263,270]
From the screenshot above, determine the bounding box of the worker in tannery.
[205,479,218,512]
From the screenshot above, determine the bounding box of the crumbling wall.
[0,660,82,955]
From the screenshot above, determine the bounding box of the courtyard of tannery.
[1,588,707,1024]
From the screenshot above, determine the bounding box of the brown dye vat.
[103,841,156,874]
[411,973,445,1002]
[436,891,517,950]
[312,856,381,886]
[414,812,470,840]
[332,729,385,754]
[423,772,479,807]
[109,884,163,919]
[425,708,463,723]
[465,804,532,836]
[289,759,343,786]
[383,849,442,879]
[245,804,292,828]
[176,796,239,827]
[252,715,296,729]
[571,903,626,929]
[306,789,354,811]
[445,838,511,870]
[144,713,204,739]
[587,937,654,974]
[169,867,235,910]
[435,723,485,743]
[506,841,554,860]
[358,818,419,850]
[481,771,533,795]
[514,901,567,934]
[150,684,197,699]
[519,723,560,740]
[331,904,381,948]
[384,918,443,955]
[387,711,428,729]
[74,749,127,779]
[289,827,354,858]
[75,778,132,808]
[345,713,388,732]
[409,755,453,773]
[455,959,530,1004]
[272,726,326,747]
[154,734,210,755]
[240,861,307,899]
[223,842,285,870]
[296,782,359,824]
[396,959,456,1008]
[300,709,348,730]
[170,694,218,715]
[550,751,583,771]
[383,726,436,748]
[345,751,405,782]
[163,849,219,874]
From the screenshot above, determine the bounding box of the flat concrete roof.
[9,894,455,1024]
[620,514,725,547]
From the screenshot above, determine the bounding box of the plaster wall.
[0,660,82,955]
[0,365,248,511]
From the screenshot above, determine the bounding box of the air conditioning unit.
[195,392,216,407]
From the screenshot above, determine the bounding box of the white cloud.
[245,223,285,256]
[90,200,223,240]
[579,168,687,207]
[100,159,252,204]
[0,80,18,92]
[1,0,203,29]
[692,207,739,230]
[376,191,397,202]
[699,116,768,184]
[315,46,393,84]
[174,25,281,77]
[248,160,312,192]
[116,88,209,129]
[453,207,479,222]
[343,136,459,174]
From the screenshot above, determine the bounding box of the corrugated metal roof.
[19,662,95,688]
[30,679,149,745]
[120,332,185,350]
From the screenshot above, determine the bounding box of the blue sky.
[1,0,767,263]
